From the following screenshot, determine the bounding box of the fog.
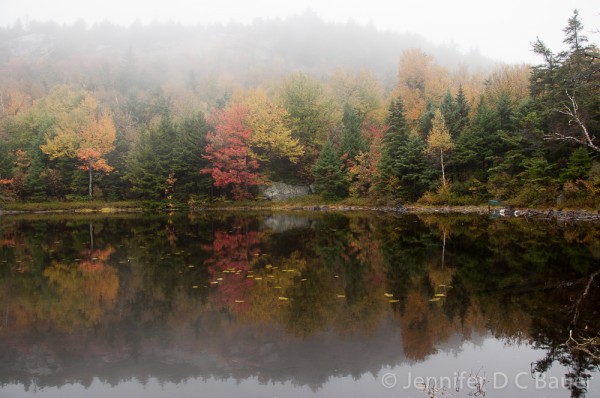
[0,12,498,95]
[2,0,599,64]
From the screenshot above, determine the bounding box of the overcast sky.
[1,0,598,64]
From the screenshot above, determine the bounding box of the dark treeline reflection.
[0,212,598,394]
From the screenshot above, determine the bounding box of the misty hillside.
[0,11,496,93]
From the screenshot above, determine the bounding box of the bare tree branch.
[544,90,600,153]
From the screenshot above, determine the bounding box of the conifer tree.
[314,140,348,199]
[125,111,178,200]
[339,104,365,162]
[378,96,430,200]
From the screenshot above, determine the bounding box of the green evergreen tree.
[378,96,430,200]
[440,90,459,138]
[313,140,348,200]
[561,147,593,181]
[172,111,212,200]
[378,97,410,196]
[454,97,501,181]
[531,9,600,153]
[339,104,365,162]
[496,91,514,131]
[124,111,178,200]
[418,99,436,138]
[454,86,470,134]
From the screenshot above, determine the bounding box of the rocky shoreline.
[1,204,599,222]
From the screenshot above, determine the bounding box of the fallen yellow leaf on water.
[210,281,219,285]
[254,277,263,280]
[301,278,307,282]
[235,300,245,303]
[389,299,400,303]
[274,286,282,289]
[192,285,198,288]
[247,275,254,278]
[337,294,345,298]
[217,277,224,281]
[278,297,289,301]
[265,264,273,269]
[434,293,445,297]
[429,297,441,302]
[384,293,394,297]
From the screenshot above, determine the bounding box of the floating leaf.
[389,299,400,303]
[278,297,289,301]
[429,297,441,302]
[337,294,345,298]
[192,285,199,289]
[301,278,307,282]
[265,264,273,269]
[235,300,245,303]
[434,293,445,297]
[384,293,394,298]
[254,277,263,280]
[217,277,224,281]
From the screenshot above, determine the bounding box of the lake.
[0,211,598,397]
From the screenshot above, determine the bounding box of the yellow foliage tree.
[243,88,304,168]
[427,110,454,186]
[40,87,116,197]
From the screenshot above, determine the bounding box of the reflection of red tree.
[203,224,263,311]
[79,246,116,273]
[0,238,16,247]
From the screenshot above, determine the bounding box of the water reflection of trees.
[0,213,598,394]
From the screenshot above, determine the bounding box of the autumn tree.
[395,49,450,125]
[277,72,337,182]
[243,89,304,181]
[201,104,263,200]
[39,87,116,197]
[427,110,454,186]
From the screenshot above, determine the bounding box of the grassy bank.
[0,200,147,213]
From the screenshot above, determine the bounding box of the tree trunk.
[88,167,93,198]
[440,149,446,186]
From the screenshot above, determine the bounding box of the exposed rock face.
[262,182,310,201]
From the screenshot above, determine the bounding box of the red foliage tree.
[201,104,263,200]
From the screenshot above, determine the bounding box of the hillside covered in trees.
[0,10,598,208]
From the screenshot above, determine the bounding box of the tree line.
[0,10,598,207]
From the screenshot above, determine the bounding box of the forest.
[0,10,598,208]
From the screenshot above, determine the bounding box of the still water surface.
[0,212,598,397]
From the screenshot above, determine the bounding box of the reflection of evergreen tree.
[377,215,437,313]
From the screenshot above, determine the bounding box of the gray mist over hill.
[0,12,497,95]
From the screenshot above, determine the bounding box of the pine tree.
[561,147,593,181]
[339,104,365,162]
[125,111,178,200]
[418,99,436,138]
[454,86,470,134]
[313,140,348,200]
[173,111,211,200]
[378,97,409,195]
[496,91,514,131]
[378,96,429,200]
